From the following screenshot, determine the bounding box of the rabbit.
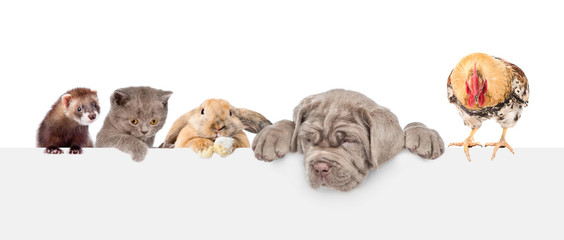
[161,99,272,157]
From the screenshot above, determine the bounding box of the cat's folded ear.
[111,89,131,106]
[158,90,173,108]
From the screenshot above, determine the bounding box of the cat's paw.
[69,146,83,154]
[45,146,63,154]
[214,137,234,157]
[192,138,214,158]
[131,145,148,162]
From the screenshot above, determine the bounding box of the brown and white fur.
[447,53,529,161]
[37,88,100,154]
[161,99,271,157]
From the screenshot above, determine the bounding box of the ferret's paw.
[69,146,83,154]
[214,137,234,157]
[45,146,63,154]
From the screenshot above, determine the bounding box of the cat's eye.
[201,109,205,115]
[150,119,158,125]
[77,106,82,112]
[130,119,138,125]
[92,103,97,108]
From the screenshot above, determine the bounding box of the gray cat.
[95,86,173,161]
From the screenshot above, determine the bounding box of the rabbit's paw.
[192,138,215,158]
[214,137,234,157]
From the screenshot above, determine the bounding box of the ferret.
[37,88,100,154]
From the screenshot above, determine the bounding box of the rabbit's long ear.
[234,108,272,134]
[162,109,195,145]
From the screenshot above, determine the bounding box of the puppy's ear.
[290,98,318,153]
[361,106,405,168]
[234,108,272,134]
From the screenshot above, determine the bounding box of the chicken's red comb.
[471,62,480,95]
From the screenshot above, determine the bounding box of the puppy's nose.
[89,114,97,120]
[313,161,331,177]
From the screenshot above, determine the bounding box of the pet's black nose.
[89,114,96,120]
[313,161,331,177]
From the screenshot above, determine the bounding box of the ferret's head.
[62,88,100,125]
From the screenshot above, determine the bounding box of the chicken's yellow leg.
[485,128,514,160]
[448,128,482,162]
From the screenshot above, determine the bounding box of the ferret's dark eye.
[229,110,232,116]
[77,107,82,112]
[201,109,204,115]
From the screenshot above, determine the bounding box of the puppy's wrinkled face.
[297,115,372,192]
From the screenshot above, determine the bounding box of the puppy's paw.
[192,138,215,158]
[214,137,234,157]
[404,122,444,159]
[252,120,295,162]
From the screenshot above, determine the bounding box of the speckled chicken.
[447,53,529,161]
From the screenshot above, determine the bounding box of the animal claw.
[449,138,482,162]
[485,139,514,160]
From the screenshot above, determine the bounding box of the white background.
[0,0,563,147]
[0,1,563,239]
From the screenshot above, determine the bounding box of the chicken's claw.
[485,139,514,160]
[448,139,482,162]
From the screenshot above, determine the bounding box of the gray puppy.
[253,89,444,191]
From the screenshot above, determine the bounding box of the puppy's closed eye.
[341,139,359,149]
[299,131,319,145]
